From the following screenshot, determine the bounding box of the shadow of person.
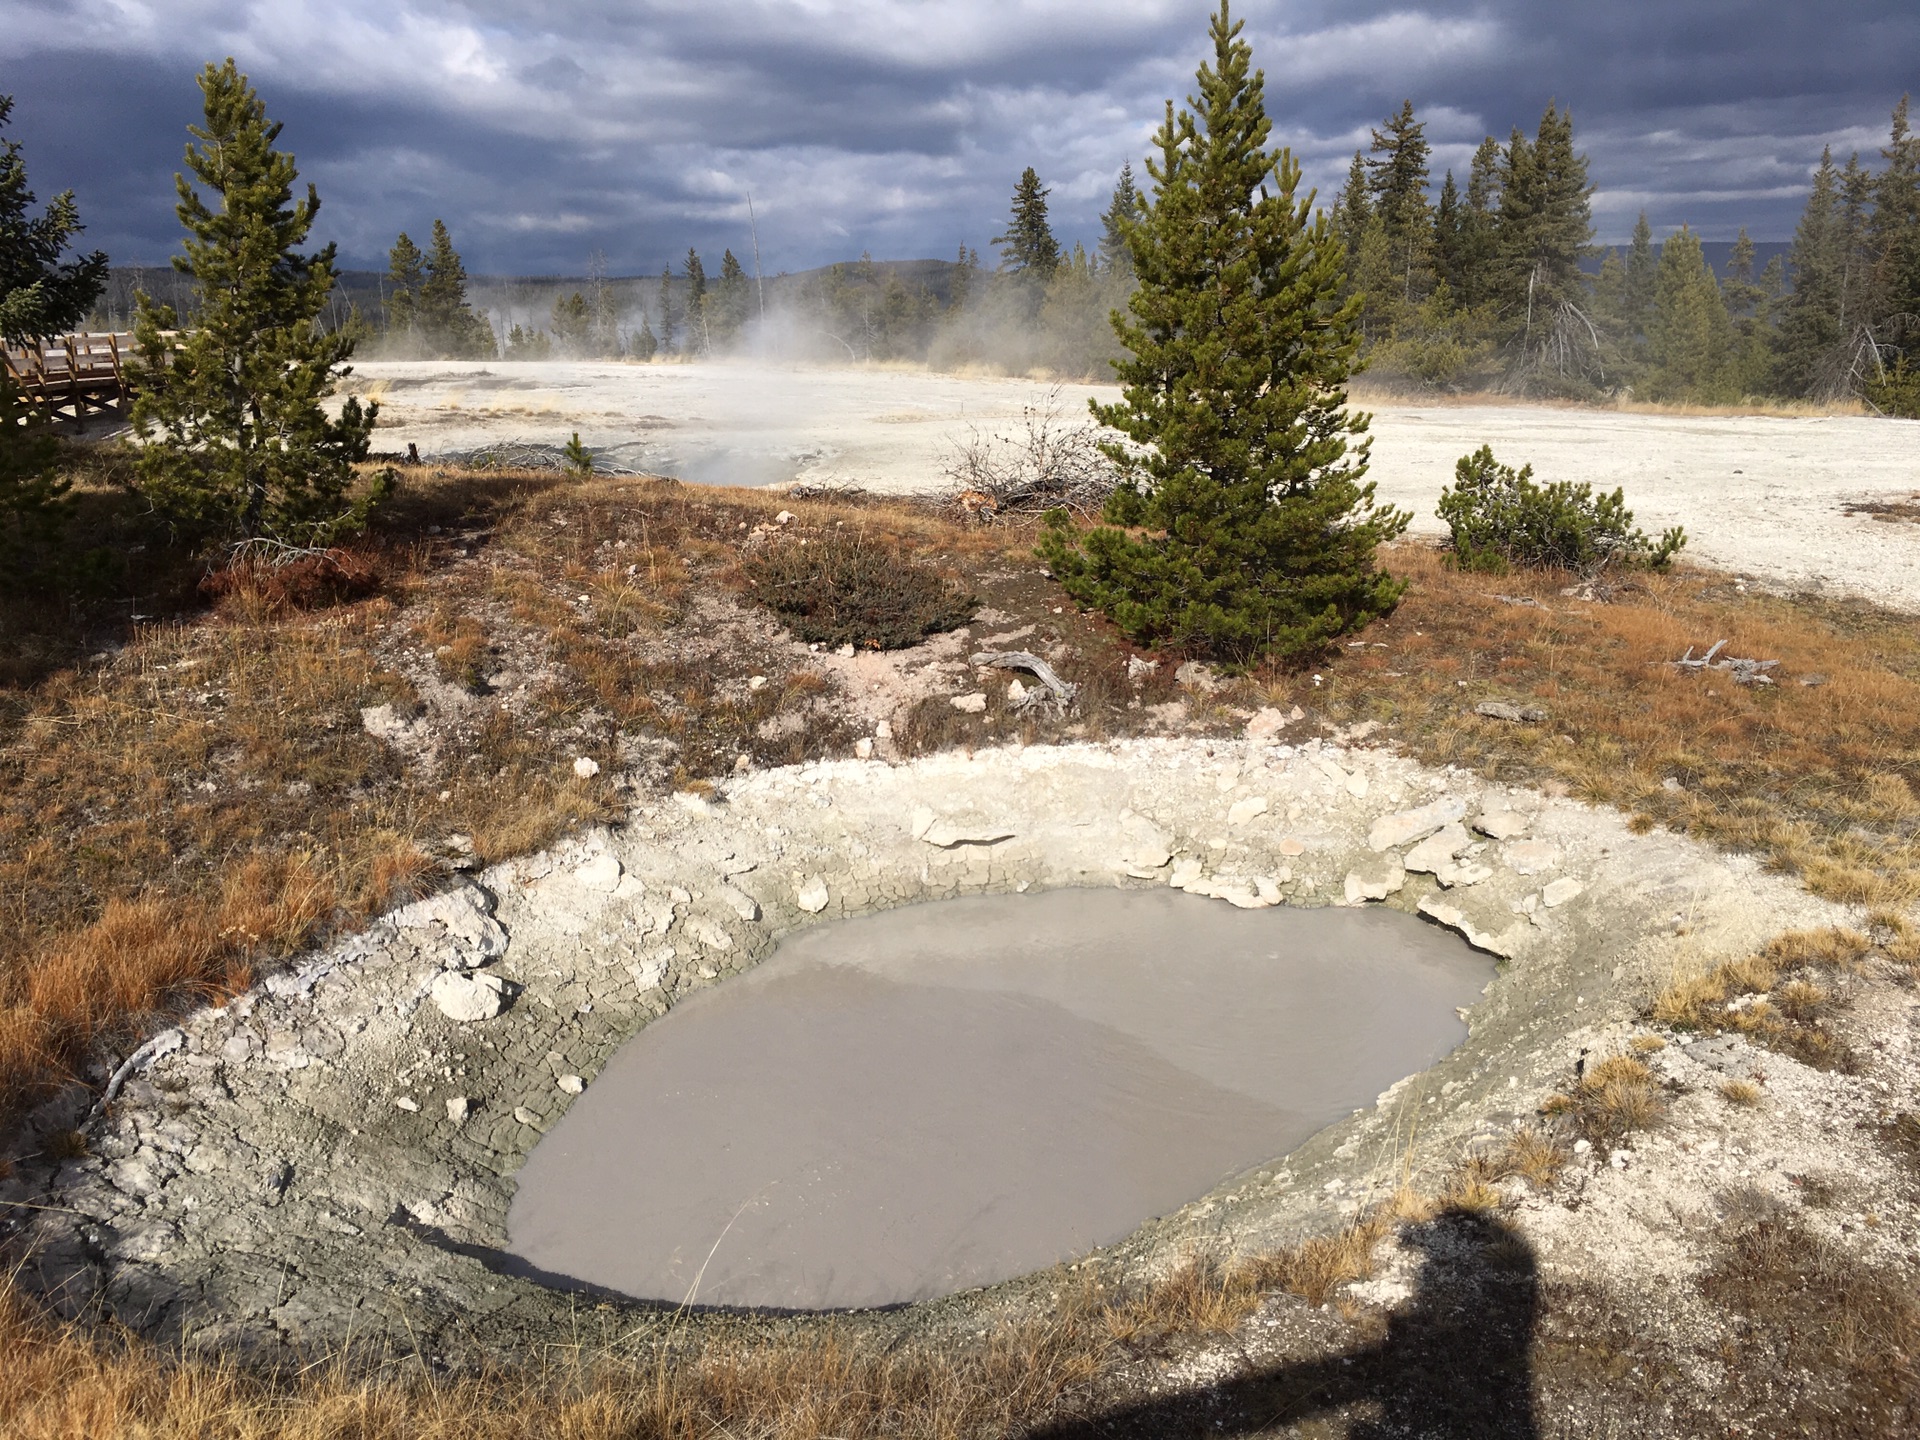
[1029,1207,1540,1440]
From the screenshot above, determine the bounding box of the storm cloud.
[1,0,1913,276]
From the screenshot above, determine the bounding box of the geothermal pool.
[506,889,1494,1311]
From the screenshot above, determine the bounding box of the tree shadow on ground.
[1033,1208,1540,1440]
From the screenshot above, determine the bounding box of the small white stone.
[557,1074,585,1095]
[1542,877,1585,908]
[748,675,768,690]
[1573,1138,1592,1155]
[836,643,855,657]
[1473,809,1530,840]
[1245,707,1290,740]
[513,1106,541,1127]
[445,1097,470,1124]
[1227,795,1270,826]
[572,756,601,779]
[796,876,830,913]
[717,884,761,922]
[874,720,892,739]
[429,970,509,1023]
[774,510,795,525]
[950,692,988,714]
[1007,677,1028,702]
[574,853,623,893]
[394,1096,419,1112]
[854,737,874,759]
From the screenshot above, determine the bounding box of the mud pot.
[509,891,1493,1309]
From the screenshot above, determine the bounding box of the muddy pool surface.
[507,889,1493,1311]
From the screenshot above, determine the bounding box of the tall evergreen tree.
[1334,151,1371,275]
[1099,162,1143,275]
[1837,153,1876,331]
[419,219,493,358]
[1775,148,1844,395]
[714,248,751,343]
[1451,136,1503,309]
[385,230,425,338]
[948,244,979,311]
[550,291,591,353]
[1433,170,1463,295]
[994,167,1061,281]
[1364,100,1434,305]
[1647,226,1733,402]
[1623,212,1658,341]
[1039,3,1408,665]
[0,94,108,341]
[1493,105,1593,334]
[130,59,388,545]
[1871,96,1920,329]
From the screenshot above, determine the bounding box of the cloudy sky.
[2,1,1914,278]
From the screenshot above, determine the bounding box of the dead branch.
[971,650,1078,710]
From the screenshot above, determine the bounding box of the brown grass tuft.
[1719,1078,1764,1107]
[1546,1054,1665,1148]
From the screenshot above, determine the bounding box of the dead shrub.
[1544,1054,1664,1148]
[738,532,977,650]
[199,546,381,620]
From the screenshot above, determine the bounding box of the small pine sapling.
[562,432,594,477]
[1437,444,1686,574]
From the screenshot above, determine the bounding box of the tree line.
[1331,96,1920,413]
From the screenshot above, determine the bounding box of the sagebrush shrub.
[741,533,976,650]
[1437,445,1686,574]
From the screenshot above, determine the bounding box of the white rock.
[1416,896,1519,958]
[394,1096,419,1112]
[1245,707,1291,740]
[1169,856,1205,890]
[1368,797,1467,851]
[684,915,734,952]
[874,720,893,739]
[572,756,601,779]
[748,675,768,690]
[853,737,874,759]
[717,884,761,922]
[1403,822,1473,874]
[391,882,509,963]
[836,643,855,658]
[628,955,668,991]
[1255,875,1284,904]
[1542,877,1586,908]
[949,692,988,713]
[573,853,623,893]
[1344,854,1406,903]
[429,970,509,1022]
[774,510,795,525]
[1216,881,1277,909]
[513,1106,541,1127]
[1503,839,1561,876]
[1346,771,1370,798]
[445,1097,470,1124]
[558,1074,585,1095]
[1007,677,1028,702]
[795,876,830,914]
[1437,861,1494,888]
[1473,809,1530,840]
[1227,795,1270,826]
[672,790,715,815]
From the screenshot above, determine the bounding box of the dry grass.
[1648,925,1876,1072]
[1273,543,1920,910]
[1719,1078,1765,1107]
[1541,1055,1666,1149]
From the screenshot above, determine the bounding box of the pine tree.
[1837,154,1876,331]
[130,59,388,546]
[1774,148,1844,395]
[1365,100,1433,305]
[657,266,679,353]
[1721,229,1774,394]
[948,244,979,311]
[631,317,658,361]
[1099,162,1143,275]
[385,231,425,340]
[419,219,493,358]
[1,90,104,583]
[684,248,709,353]
[993,168,1061,281]
[1623,212,1657,342]
[1038,3,1408,665]
[1871,96,1920,331]
[551,291,591,353]
[1647,227,1734,402]
[1433,171,1463,294]
[714,249,750,344]
[1334,151,1371,280]
[0,94,108,341]
[1451,137,1503,309]
[1491,105,1597,386]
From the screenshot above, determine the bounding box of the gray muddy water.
[506,889,1494,1311]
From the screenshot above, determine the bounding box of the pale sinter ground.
[342,359,1920,613]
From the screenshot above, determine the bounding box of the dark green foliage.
[714,249,751,342]
[0,94,107,342]
[1774,148,1844,395]
[1866,354,1920,417]
[1099,163,1143,275]
[631,317,658,362]
[684,249,709,353]
[1038,3,1409,667]
[1437,445,1686,574]
[503,323,550,359]
[1647,227,1734,401]
[561,431,593,477]
[741,533,977,650]
[419,219,494,358]
[385,230,425,337]
[129,59,391,547]
[0,373,69,588]
[1366,100,1433,307]
[550,291,591,353]
[994,167,1060,281]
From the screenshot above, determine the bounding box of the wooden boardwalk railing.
[3,331,136,427]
